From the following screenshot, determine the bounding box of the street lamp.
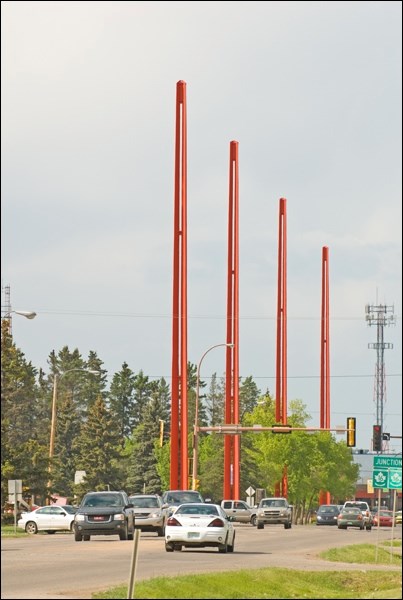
[48,369,100,467]
[192,343,234,491]
[2,310,37,320]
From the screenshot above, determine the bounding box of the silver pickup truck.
[256,497,292,529]
[221,500,257,525]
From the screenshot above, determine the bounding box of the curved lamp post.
[192,343,234,491]
[3,310,37,320]
[48,369,100,466]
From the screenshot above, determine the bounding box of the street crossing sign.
[372,456,402,489]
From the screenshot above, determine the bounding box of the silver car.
[128,494,166,536]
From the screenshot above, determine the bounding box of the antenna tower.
[365,303,395,451]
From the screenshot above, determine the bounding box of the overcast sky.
[2,1,401,453]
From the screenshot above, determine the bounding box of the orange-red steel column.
[170,80,188,489]
[275,198,288,498]
[224,141,240,499]
[319,246,331,505]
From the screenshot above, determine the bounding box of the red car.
[373,510,394,527]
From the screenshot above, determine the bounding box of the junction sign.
[372,455,402,489]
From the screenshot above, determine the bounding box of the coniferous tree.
[1,320,48,504]
[108,362,136,445]
[126,396,164,494]
[132,370,152,427]
[73,396,123,498]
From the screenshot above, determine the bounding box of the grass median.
[93,542,401,599]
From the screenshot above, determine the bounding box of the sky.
[1,1,402,454]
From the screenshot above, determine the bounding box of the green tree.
[73,396,123,498]
[125,396,165,494]
[1,320,48,506]
[108,362,136,444]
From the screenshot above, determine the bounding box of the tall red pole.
[319,246,331,505]
[275,198,288,498]
[170,80,188,490]
[224,141,240,499]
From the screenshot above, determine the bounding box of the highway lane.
[1,524,401,599]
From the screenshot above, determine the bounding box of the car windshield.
[261,499,286,508]
[344,502,367,511]
[318,505,339,514]
[82,494,123,507]
[130,497,159,508]
[176,504,219,516]
[166,492,203,504]
[341,508,360,514]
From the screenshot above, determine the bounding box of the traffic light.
[346,417,356,447]
[373,424,382,452]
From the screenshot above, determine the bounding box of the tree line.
[1,320,359,521]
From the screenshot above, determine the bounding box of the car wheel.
[70,522,74,532]
[218,536,228,553]
[250,515,257,526]
[74,531,83,541]
[366,525,372,530]
[128,531,134,540]
[165,543,174,552]
[25,521,38,535]
[157,526,165,537]
[257,522,264,530]
[227,532,236,553]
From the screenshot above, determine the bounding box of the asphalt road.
[1,524,401,599]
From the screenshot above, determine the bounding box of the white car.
[18,505,77,534]
[165,502,235,553]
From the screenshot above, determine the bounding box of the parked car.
[221,500,257,526]
[315,504,341,526]
[161,489,205,519]
[395,510,402,525]
[165,502,235,553]
[17,505,76,534]
[128,494,166,536]
[256,497,292,529]
[342,501,372,530]
[337,507,365,530]
[373,510,394,527]
[73,490,135,541]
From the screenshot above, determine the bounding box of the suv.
[221,500,257,525]
[256,497,293,529]
[342,501,373,530]
[73,491,135,541]
[128,494,166,536]
[161,490,205,518]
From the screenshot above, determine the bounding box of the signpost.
[372,456,402,489]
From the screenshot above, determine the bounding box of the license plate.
[347,521,353,525]
[187,532,200,539]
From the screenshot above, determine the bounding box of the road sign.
[372,456,402,489]
[246,486,255,497]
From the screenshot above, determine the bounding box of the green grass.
[93,569,402,599]
[1,525,29,537]
[320,542,401,565]
[94,544,402,599]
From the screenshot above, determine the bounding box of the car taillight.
[167,517,182,526]
[208,518,225,527]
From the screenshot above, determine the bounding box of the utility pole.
[365,302,395,452]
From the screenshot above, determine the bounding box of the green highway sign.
[373,455,402,489]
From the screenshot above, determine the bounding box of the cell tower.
[1,283,12,333]
[365,303,395,451]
